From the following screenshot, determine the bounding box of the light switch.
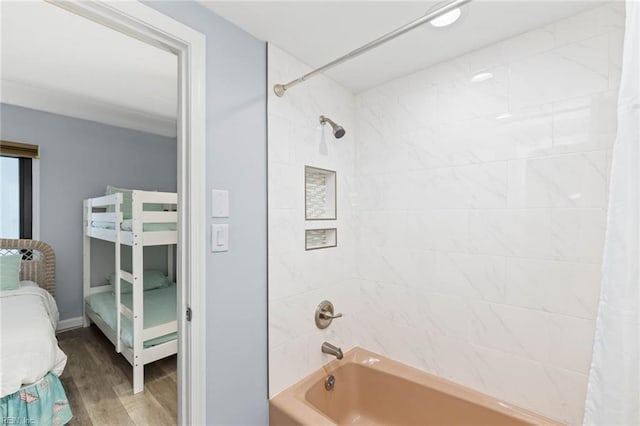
[211,224,229,252]
[212,189,229,218]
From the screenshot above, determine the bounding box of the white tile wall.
[355,3,623,424]
[268,3,624,425]
[267,44,361,396]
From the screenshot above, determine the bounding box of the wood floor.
[57,326,177,426]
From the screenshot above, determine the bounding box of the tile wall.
[354,3,623,424]
[267,44,362,396]
[268,3,624,424]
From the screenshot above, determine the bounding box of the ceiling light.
[430,8,461,28]
[496,113,512,120]
[471,72,493,83]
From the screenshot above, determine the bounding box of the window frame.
[18,157,33,239]
[1,139,38,240]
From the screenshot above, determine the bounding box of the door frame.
[49,1,207,424]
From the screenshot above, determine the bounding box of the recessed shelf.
[305,228,337,251]
[305,166,336,220]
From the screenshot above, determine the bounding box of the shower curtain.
[583,1,640,425]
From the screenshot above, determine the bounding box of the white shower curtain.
[584,1,640,425]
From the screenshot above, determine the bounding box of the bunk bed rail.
[83,188,178,394]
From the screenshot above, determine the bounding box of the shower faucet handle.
[319,311,343,320]
[315,300,343,329]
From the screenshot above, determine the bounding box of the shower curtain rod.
[273,0,472,97]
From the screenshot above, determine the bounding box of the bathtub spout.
[322,342,343,360]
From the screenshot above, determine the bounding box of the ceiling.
[1,1,177,137]
[202,1,607,92]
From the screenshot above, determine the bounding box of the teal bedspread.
[85,284,177,348]
[0,373,72,426]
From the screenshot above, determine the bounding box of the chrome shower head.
[320,115,346,139]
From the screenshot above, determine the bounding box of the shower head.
[320,115,346,139]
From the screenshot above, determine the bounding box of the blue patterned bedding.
[0,373,72,426]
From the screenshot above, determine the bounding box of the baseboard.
[57,316,84,333]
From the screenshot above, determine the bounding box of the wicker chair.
[0,239,55,296]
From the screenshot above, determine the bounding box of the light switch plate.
[211,224,229,252]
[212,189,229,218]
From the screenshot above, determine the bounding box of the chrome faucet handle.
[315,300,342,329]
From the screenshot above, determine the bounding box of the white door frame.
[49,1,206,424]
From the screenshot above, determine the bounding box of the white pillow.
[20,280,39,288]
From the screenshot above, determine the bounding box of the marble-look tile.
[268,209,304,255]
[355,173,411,211]
[268,253,307,301]
[510,35,610,109]
[608,29,624,90]
[552,93,618,153]
[549,2,625,48]
[410,162,508,209]
[436,66,509,125]
[405,211,437,251]
[469,209,551,258]
[358,210,408,248]
[472,345,589,425]
[428,210,471,253]
[551,208,607,263]
[434,252,506,302]
[507,151,609,208]
[463,104,554,162]
[499,27,556,64]
[505,258,601,319]
[427,332,487,393]
[268,113,293,164]
[419,293,471,340]
[470,302,595,374]
[268,163,303,210]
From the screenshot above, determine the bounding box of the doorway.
[0,1,206,423]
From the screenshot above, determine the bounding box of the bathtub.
[270,347,561,425]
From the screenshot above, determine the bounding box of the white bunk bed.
[83,189,177,394]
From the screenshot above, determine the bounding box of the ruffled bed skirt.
[0,373,72,426]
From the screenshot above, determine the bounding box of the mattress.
[92,220,176,232]
[0,287,68,397]
[85,284,177,349]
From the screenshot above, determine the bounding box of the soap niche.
[305,228,337,251]
[305,166,336,220]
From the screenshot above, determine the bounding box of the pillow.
[0,255,22,291]
[107,269,170,293]
[106,186,164,220]
[20,280,39,288]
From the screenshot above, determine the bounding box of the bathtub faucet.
[321,342,343,360]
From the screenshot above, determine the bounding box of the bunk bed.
[83,187,177,394]
[0,239,73,425]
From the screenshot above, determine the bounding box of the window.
[1,140,37,239]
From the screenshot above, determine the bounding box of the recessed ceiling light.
[430,8,461,28]
[471,72,494,83]
[496,112,512,120]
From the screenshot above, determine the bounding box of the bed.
[83,186,178,394]
[0,239,72,426]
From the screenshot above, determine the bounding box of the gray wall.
[143,2,268,425]
[0,103,177,320]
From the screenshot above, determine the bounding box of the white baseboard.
[57,316,84,332]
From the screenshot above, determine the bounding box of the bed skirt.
[0,373,72,426]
